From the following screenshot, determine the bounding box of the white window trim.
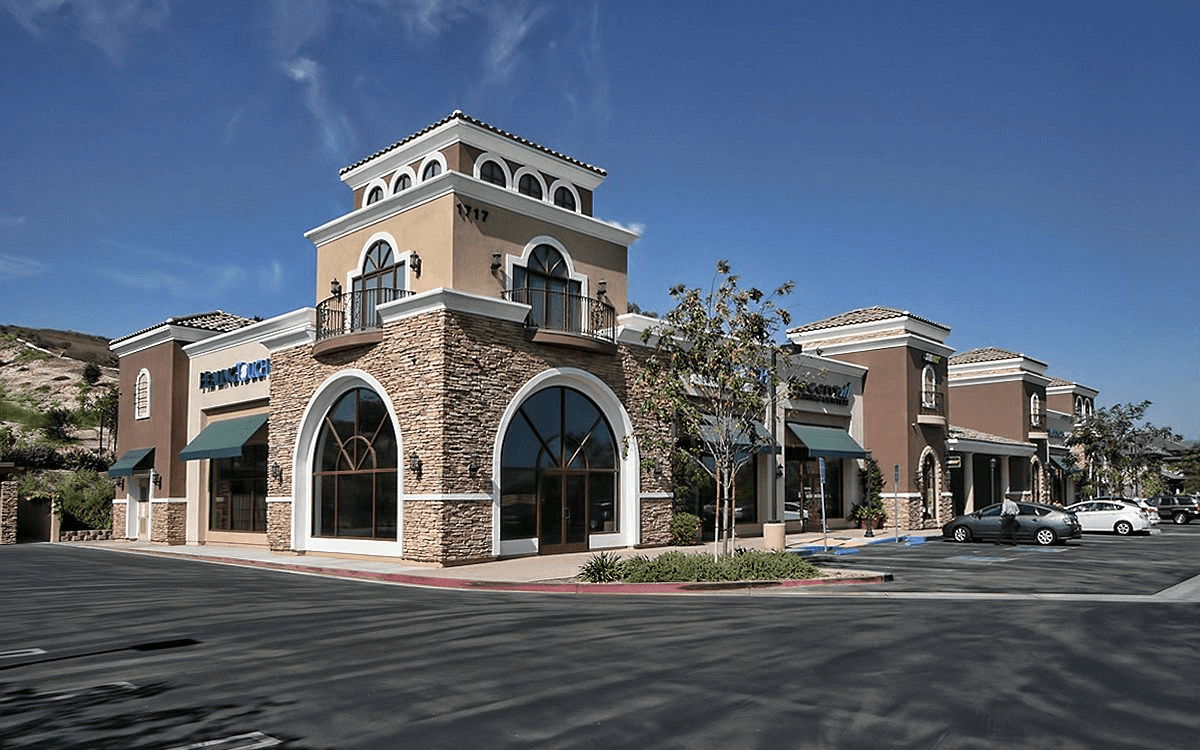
[135,368,151,420]
[1031,393,1042,426]
[391,166,416,194]
[511,235,590,297]
[548,179,580,213]
[473,152,512,188]
[513,167,547,201]
[291,369,404,557]
[363,178,389,208]
[346,231,410,293]
[419,152,448,182]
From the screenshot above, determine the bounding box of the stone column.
[0,482,16,545]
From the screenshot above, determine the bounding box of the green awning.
[1049,455,1068,471]
[787,423,868,459]
[179,414,268,461]
[108,447,154,477]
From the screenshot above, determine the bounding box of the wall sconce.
[468,452,481,477]
[775,464,785,479]
[597,279,607,296]
[490,252,502,272]
[270,462,283,483]
[151,470,162,489]
[410,252,422,278]
[330,278,342,297]
[113,477,125,491]
[409,450,423,479]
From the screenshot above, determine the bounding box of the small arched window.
[366,186,384,205]
[393,173,412,193]
[479,160,506,187]
[921,365,937,409]
[422,161,442,180]
[518,173,543,200]
[553,185,576,211]
[1031,393,1042,426]
[135,368,151,420]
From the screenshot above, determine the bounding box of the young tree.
[636,261,793,556]
[1067,401,1180,496]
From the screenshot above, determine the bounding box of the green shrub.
[613,549,819,583]
[668,511,701,545]
[578,550,625,582]
[17,469,113,530]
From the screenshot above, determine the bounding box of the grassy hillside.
[0,325,117,368]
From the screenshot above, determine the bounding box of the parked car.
[1089,496,1159,525]
[942,501,1082,546]
[1063,500,1152,535]
[1147,495,1200,525]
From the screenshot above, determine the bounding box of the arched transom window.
[312,388,398,539]
[500,387,618,552]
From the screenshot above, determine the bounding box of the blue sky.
[1,0,1197,437]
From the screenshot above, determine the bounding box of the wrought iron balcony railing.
[919,390,946,416]
[316,287,411,342]
[503,287,616,344]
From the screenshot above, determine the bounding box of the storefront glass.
[208,442,267,532]
[312,388,398,539]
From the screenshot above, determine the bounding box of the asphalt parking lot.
[805,522,1200,595]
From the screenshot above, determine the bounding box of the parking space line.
[0,648,46,659]
[165,731,282,750]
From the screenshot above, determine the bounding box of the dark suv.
[1148,495,1200,524]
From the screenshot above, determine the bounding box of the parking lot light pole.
[894,463,901,542]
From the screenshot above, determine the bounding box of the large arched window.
[512,244,581,333]
[312,388,397,539]
[351,240,405,332]
[500,387,618,553]
[135,368,151,420]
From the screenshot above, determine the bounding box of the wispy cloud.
[0,254,48,281]
[482,2,551,87]
[1,0,170,65]
[93,238,272,299]
[222,107,245,148]
[283,57,356,157]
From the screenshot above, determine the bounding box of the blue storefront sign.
[199,358,271,391]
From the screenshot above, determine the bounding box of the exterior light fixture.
[113,477,125,491]
[409,450,423,479]
[330,278,342,297]
[410,252,422,278]
[491,252,502,272]
[151,470,162,489]
[270,461,283,482]
[468,452,481,477]
[775,463,784,479]
[597,279,607,296]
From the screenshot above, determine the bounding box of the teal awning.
[1049,455,1068,471]
[787,424,868,459]
[179,414,268,461]
[108,447,154,477]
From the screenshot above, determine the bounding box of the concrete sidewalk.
[83,527,941,593]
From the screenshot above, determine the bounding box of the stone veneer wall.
[269,307,674,563]
[1,482,15,545]
[112,501,127,540]
[150,502,187,545]
[638,496,672,547]
[266,502,291,551]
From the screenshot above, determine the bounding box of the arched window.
[350,240,405,333]
[422,161,442,180]
[512,244,582,333]
[518,173,543,200]
[366,186,384,205]
[312,388,397,539]
[479,160,506,187]
[135,368,150,420]
[1031,393,1042,427]
[393,173,412,193]
[921,365,937,409]
[921,453,938,519]
[500,387,618,552]
[553,185,576,211]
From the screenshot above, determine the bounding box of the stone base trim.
[1,482,16,545]
[60,529,114,542]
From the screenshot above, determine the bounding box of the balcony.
[1029,408,1048,436]
[503,287,616,350]
[918,390,947,425]
[314,287,410,355]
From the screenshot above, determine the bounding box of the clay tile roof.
[1046,376,1074,387]
[339,110,607,177]
[112,311,257,344]
[788,306,949,334]
[948,347,1024,365]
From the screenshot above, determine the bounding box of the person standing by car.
[999,496,1020,545]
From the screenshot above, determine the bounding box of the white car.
[1064,500,1153,535]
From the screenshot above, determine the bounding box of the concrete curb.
[102,545,894,595]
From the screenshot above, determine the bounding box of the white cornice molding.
[305,172,637,249]
[377,287,531,325]
[184,308,315,357]
[1047,382,1100,398]
[615,313,660,347]
[110,324,217,357]
[792,332,955,359]
[789,315,950,347]
[341,118,605,191]
[948,371,1052,388]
